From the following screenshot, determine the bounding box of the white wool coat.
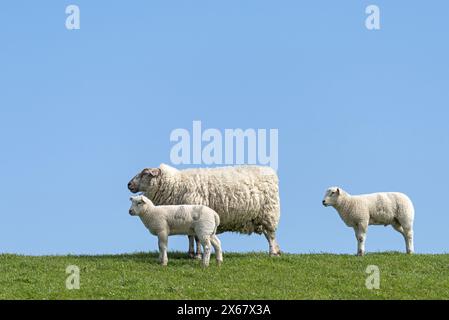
[328,189,414,228]
[130,195,220,239]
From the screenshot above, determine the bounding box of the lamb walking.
[322,187,415,256]
[129,195,223,267]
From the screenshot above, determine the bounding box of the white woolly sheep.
[128,164,281,257]
[129,195,223,267]
[322,187,415,256]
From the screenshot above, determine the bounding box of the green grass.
[1,252,448,300]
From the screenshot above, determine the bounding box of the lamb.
[322,187,414,256]
[128,195,223,267]
[127,164,281,257]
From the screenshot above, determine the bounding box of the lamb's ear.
[336,188,340,195]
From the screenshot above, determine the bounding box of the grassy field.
[0,252,448,300]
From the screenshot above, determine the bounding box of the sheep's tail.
[213,213,220,235]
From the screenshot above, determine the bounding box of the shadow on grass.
[58,251,273,266]
[70,251,192,262]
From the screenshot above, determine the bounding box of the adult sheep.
[127,163,281,256]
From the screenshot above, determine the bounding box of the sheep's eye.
[330,192,335,196]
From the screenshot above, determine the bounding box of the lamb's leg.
[393,219,414,254]
[194,236,202,260]
[200,237,211,267]
[263,230,281,256]
[188,235,195,259]
[210,235,223,265]
[158,232,169,266]
[354,224,367,256]
[392,220,405,235]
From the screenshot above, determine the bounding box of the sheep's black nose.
[129,209,133,215]
[322,200,326,205]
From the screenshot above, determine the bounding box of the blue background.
[1,1,448,255]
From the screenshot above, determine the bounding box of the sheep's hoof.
[194,254,203,260]
[269,252,281,257]
[188,252,195,259]
[216,260,223,267]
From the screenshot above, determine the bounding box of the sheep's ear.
[143,168,161,177]
[149,168,161,177]
[336,188,340,195]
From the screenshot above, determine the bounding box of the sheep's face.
[322,187,341,207]
[127,168,161,193]
[129,196,147,216]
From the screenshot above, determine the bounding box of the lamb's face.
[129,196,146,216]
[322,187,341,207]
[127,168,161,193]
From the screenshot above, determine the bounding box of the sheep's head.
[322,187,343,207]
[127,168,161,193]
[129,195,150,216]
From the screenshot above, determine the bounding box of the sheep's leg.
[194,236,202,260]
[200,237,211,267]
[354,224,367,256]
[393,220,414,254]
[188,236,195,259]
[263,231,281,256]
[158,233,169,266]
[392,220,409,251]
[392,221,405,235]
[210,235,223,265]
[402,226,414,254]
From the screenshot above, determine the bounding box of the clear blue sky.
[1,1,448,255]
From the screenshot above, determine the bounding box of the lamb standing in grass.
[322,187,415,256]
[128,195,223,267]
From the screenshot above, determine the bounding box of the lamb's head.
[127,168,161,193]
[322,187,344,207]
[129,195,151,216]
